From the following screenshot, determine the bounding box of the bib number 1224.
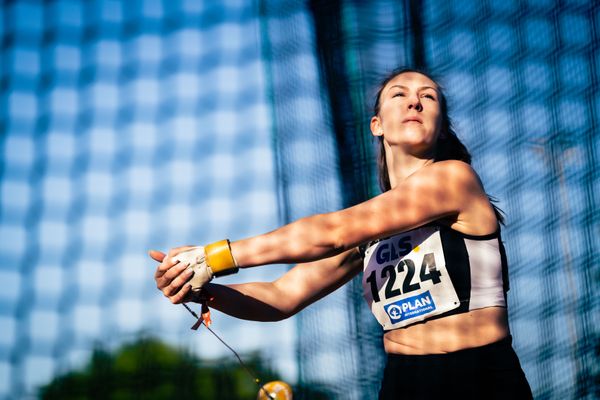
[366,253,442,303]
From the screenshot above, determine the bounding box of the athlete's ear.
[371,116,383,137]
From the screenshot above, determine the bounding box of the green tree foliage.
[38,337,281,400]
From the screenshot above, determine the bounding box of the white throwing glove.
[172,246,213,292]
[173,240,239,293]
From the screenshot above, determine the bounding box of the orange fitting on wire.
[190,293,215,330]
[200,301,212,327]
[205,239,239,277]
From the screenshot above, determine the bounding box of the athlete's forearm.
[201,282,294,322]
[230,214,345,268]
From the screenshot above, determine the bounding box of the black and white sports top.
[360,224,509,330]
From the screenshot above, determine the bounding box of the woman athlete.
[150,68,532,399]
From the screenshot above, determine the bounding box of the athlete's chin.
[390,130,437,148]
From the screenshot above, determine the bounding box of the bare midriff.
[383,307,510,355]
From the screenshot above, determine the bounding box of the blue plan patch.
[384,291,436,323]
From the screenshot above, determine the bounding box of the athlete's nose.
[408,98,423,112]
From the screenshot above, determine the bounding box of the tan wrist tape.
[205,239,239,277]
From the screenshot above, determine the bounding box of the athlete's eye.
[422,93,436,100]
[393,92,405,98]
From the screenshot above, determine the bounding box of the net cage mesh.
[0,0,598,399]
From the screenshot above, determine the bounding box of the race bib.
[362,226,461,330]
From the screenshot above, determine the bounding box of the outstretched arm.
[151,248,363,321]
[230,160,493,268]
[151,160,496,314]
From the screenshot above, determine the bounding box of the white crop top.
[360,224,508,330]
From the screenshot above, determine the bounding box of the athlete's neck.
[386,145,434,189]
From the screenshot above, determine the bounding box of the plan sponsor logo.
[384,291,436,322]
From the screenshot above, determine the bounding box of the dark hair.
[372,67,504,224]
[373,67,471,192]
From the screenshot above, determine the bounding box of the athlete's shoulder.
[410,160,479,184]
[429,159,474,173]
[403,160,485,200]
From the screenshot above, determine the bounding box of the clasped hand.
[149,246,214,304]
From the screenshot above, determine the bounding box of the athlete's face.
[371,72,443,157]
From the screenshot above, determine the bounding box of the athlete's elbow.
[257,305,297,322]
[324,209,367,253]
[275,299,302,320]
[269,287,302,320]
[300,214,347,258]
[328,226,356,254]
